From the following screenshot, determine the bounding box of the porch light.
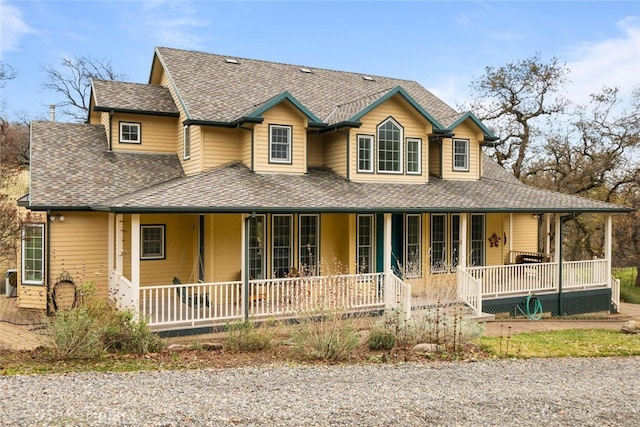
[50,214,65,222]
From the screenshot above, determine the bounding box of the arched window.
[377,118,402,173]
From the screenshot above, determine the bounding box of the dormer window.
[377,118,402,173]
[119,122,141,144]
[453,139,469,171]
[269,124,292,164]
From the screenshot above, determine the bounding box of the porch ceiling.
[97,158,630,214]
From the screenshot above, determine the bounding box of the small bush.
[46,282,164,359]
[366,328,396,351]
[291,310,360,362]
[224,321,273,352]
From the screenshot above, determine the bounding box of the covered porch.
[105,210,619,332]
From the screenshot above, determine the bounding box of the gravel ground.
[0,357,639,426]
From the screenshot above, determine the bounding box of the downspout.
[46,210,52,315]
[108,110,114,152]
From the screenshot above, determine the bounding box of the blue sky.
[1,0,639,122]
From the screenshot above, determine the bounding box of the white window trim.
[183,125,190,160]
[356,214,375,274]
[470,213,485,267]
[377,117,403,174]
[298,214,320,275]
[453,138,470,171]
[269,124,292,164]
[249,214,266,280]
[404,214,422,278]
[406,137,422,175]
[119,122,141,144]
[140,225,165,260]
[357,134,374,173]
[271,214,293,277]
[21,223,45,285]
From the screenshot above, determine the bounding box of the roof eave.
[93,106,179,117]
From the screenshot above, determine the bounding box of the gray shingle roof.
[100,159,628,214]
[29,121,184,208]
[155,47,460,127]
[92,79,179,115]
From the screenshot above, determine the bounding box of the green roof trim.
[347,86,445,129]
[447,111,497,140]
[247,91,324,124]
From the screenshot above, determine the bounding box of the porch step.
[466,312,496,322]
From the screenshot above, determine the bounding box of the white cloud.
[566,16,640,105]
[0,0,33,53]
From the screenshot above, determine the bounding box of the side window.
[249,215,265,280]
[120,122,141,144]
[406,138,421,175]
[470,214,485,266]
[357,135,374,173]
[453,139,469,171]
[299,214,319,275]
[272,214,293,277]
[269,125,292,164]
[140,225,165,260]
[22,224,45,285]
[405,214,421,277]
[183,125,190,160]
[430,214,447,272]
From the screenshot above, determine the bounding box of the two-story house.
[18,47,629,331]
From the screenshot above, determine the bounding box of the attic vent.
[299,68,313,74]
[224,58,239,64]
[362,75,375,81]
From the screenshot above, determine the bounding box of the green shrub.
[366,328,396,350]
[224,321,273,352]
[291,310,360,362]
[46,282,164,359]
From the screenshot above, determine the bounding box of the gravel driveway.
[1,357,638,426]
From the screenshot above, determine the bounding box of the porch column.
[115,214,124,277]
[459,214,468,269]
[130,214,140,312]
[605,214,612,286]
[554,215,561,263]
[241,214,249,321]
[545,213,551,256]
[384,213,392,309]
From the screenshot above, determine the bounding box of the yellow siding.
[202,127,242,170]
[212,214,242,282]
[428,141,441,177]
[48,212,110,300]
[324,132,348,177]
[319,213,350,274]
[253,101,307,174]
[18,285,47,309]
[99,111,110,147]
[441,119,483,181]
[240,126,254,169]
[510,214,539,254]
[111,113,178,153]
[485,213,506,266]
[139,214,198,285]
[307,133,325,167]
[350,95,430,183]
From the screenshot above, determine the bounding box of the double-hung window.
[453,139,469,171]
[377,118,402,173]
[357,214,374,274]
[357,135,374,173]
[430,214,447,272]
[22,224,44,285]
[405,214,421,277]
[140,225,165,260]
[120,122,141,144]
[450,214,460,270]
[299,214,319,275]
[272,215,292,277]
[406,138,421,174]
[248,215,265,279]
[269,125,292,164]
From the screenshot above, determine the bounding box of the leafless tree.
[42,56,126,122]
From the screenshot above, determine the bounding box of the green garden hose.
[517,294,543,320]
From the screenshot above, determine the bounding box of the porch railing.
[140,281,243,328]
[611,276,620,313]
[562,259,608,289]
[109,270,137,312]
[385,273,412,319]
[457,268,482,316]
[248,273,386,318]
